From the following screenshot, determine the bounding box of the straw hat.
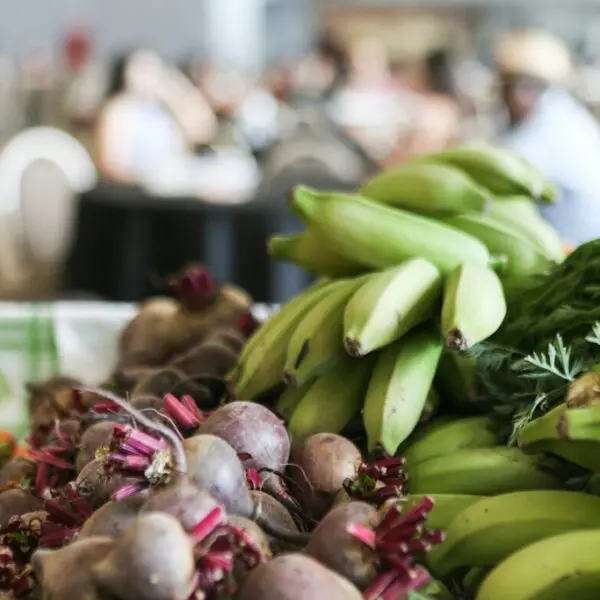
[495,29,572,83]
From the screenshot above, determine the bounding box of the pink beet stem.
[43,500,80,526]
[163,394,200,429]
[122,427,169,454]
[92,401,119,413]
[39,526,78,548]
[377,523,421,544]
[71,389,85,413]
[123,455,151,472]
[112,481,147,502]
[191,507,227,544]
[180,395,205,420]
[380,566,432,600]
[28,450,73,470]
[35,462,49,496]
[204,550,234,571]
[362,570,399,600]
[347,523,376,548]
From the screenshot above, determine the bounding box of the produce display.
[0,144,598,600]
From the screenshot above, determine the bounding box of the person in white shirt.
[496,30,600,246]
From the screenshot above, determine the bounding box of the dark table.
[65,183,320,304]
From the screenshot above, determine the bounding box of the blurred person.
[383,49,461,167]
[327,37,403,161]
[94,49,217,185]
[495,29,600,246]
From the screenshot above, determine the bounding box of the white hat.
[495,29,571,83]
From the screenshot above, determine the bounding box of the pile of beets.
[0,266,443,600]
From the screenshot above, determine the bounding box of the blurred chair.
[0,127,97,299]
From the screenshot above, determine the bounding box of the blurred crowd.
[1,26,600,243]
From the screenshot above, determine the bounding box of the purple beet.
[76,421,121,473]
[239,554,362,600]
[79,496,146,539]
[91,512,196,600]
[0,489,43,528]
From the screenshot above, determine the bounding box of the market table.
[65,183,326,304]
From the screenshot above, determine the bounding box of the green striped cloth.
[0,303,59,439]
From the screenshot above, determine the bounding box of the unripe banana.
[231,280,339,399]
[443,213,553,279]
[523,439,600,472]
[428,490,600,577]
[275,380,314,422]
[417,144,557,202]
[462,568,490,597]
[402,416,500,467]
[406,447,563,495]
[402,493,485,530]
[363,329,443,454]
[434,351,478,409]
[441,263,506,351]
[476,529,600,600]
[343,259,442,357]
[290,187,490,274]
[288,354,375,446]
[487,197,564,262]
[268,231,367,278]
[420,387,440,424]
[284,276,368,387]
[359,162,491,216]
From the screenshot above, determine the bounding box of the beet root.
[33,535,114,600]
[91,512,196,600]
[250,490,300,552]
[79,496,146,539]
[228,515,272,560]
[183,434,254,517]
[141,480,222,533]
[304,502,379,589]
[76,421,121,473]
[292,433,362,517]
[239,553,362,600]
[0,458,37,487]
[0,489,43,528]
[76,457,143,508]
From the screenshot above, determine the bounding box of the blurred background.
[1,0,600,305]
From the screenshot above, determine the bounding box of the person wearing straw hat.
[496,29,600,246]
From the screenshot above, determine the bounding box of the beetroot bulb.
[33,536,114,600]
[197,401,290,494]
[75,420,122,473]
[239,554,363,600]
[91,512,196,600]
[292,433,408,517]
[80,387,309,546]
[79,495,146,539]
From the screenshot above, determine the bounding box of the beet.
[131,368,189,400]
[141,481,222,533]
[251,490,300,553]
[32,535,114,599]
[304,502,378,588]
[184,434,254,517]
[292,433,362,517]
[0,458,36,487]
[239,554,363,600]
[169,338,239,379]
[76,457,143,508]
[79,496,145,539]
[229,515,272,560]
[198,401,290,479]
[0,489,43,528]
[76,421,120,473]
[91,512,196,600]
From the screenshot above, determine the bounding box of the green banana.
[434,351,478,408]
[462,568,490,597]
[441,262,506,351]
[268,230,367,278]
[518,403,566,447]
[487,197,564,262]
[417,144,556,202]
[406,447,563,495]
[523,439,600,472]
[274,380,314,422]
[402,493,485,530]
[362,329,443,454]
[428,490,600,576]
[290,187,490,274]
[402,416,500,467]
[343,259,442,357]
[231,280,339,399]
[442,213,554,279]
[419,387,440,424]
[359,161,491,216]
[284,276,368,387]
[477,529,600,600]
[288,354,375,445]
